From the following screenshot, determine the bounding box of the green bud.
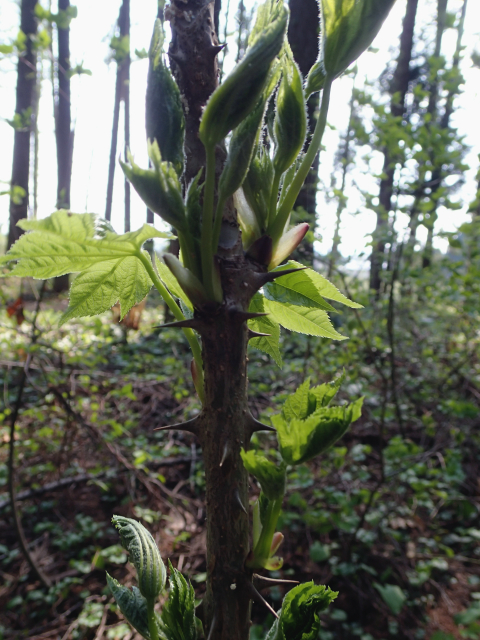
[199,2,288,148]
[234,188,262,250]
[321,0,397,79]
[218,99,266,204]
[304,61,326,98]
[112,516,166,601]
[273,56,307,176]
[163,253,209,308]
[241,449,286,501]
[121,141,186,231]
[146,19,185,176]
[243,147,274,231]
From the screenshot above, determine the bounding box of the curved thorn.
[246,411,275,437]
[154,318,202,330]
[232,311,268,323]
[253,573,299,590]
[234,489,248,515]
[154,416,201,435]
[243,580,279,619]
[219,442,230,467]
[254,266,307,288]
[209,43,226,56]
[248,329,271,339]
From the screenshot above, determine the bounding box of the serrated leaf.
[265,581,338,640]
[282,378,312,422]
[267,267,336,311]
[106,573,151,639]
[241,449,286,500]
[158,562,197,640]
[112,516,166,601]
[283,261,363,309]
[248,292,283,367]
[272,398,363,465]
[155,254,193,310]
[309,370,346,408]
[264,297,346,340]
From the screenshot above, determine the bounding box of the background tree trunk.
[369,0,418,294]
[288,0,320,266]
[7,0,38,250]
[53,0,74,293]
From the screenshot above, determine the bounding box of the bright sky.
[0,0,478,268]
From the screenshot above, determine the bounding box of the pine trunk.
[7,0,37,250]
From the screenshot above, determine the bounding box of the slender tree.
[369,0,418,294]
[7,0,38,250]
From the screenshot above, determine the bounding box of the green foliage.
[373,583,406,615]
[265,582,337,640]
[106,574,152,639]
[158,562,198,640]
[241,449,286,500]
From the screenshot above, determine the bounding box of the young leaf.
[264,297,346,340]
[243,147,274,232]
[309,370,346,408]
[241,449,286,500]
[155,255,193,311]
[268,223,309,269]
[234,188,262,250]
[158,562,198,640]
[112,516,166,601]
[199,1,287,147]
[264,268,336,312]
[282,260,363,308]
[163,253,210,308]
[265,582,338,640]
[282,378,312,422]
[248,292,283,367]
[106,574,152,639]
[272,397,363,465]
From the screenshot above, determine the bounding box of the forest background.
[0,0,480,639]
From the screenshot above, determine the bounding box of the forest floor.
[0,280,479,640]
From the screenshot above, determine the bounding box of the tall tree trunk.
[288,0,320,267]
[369,0,418,294]
[328,73,357,278]
[123,0,131,233]
[422,0,466,268]
[7,0,37,250]
[105,0,130,225]
[53,0,74,293]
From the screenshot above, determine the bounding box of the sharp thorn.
[246,411,275,437]
[210,43,226,56]
[232,311,268,323]
[207,614,217,640]
[248,329,271,339]
[154,318,201,330]
[234,489,248,515]
[255,266,307,287]
[244,580,279,619]
[219,442,230,467]
[154,416,200,435]
[253,573,299,590]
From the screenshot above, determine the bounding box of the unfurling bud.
[112,516,166,601]
[146,19,185,176]
[314,0,396,86]
[270,532,284,556]
[304,61,326,98]
[163,253,209,308]
[269,223,309,269]
[273,56,307,176]
[243,147,274,232]
[120,141,185,231]
[199,2,288,148]
[234,188,262,250]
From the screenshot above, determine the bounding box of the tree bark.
[369,0,418,294]
[7,0,37,250]
[53,0,74,293]
[288,0,320,266]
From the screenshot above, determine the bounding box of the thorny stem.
[269,76,333,242]
[201,144,217,299]
[139,252,205,403]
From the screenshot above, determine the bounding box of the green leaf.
[265,268,336,312]
[284,261,363,308]
[112,516,166,601]
[0,43,14,54]
[266,582,338,640]
[373,583,406,616]
[272,397,363,465]
[248,293,283,367]
[309,370,346,408]
[199,1,287,147]
[106,573,151,639]
[158,562,198,640]
[263,297,346,340]
[241,449,286,500]
[320,0,396,78]
[243,146,274,232]
[282,378,312,421]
